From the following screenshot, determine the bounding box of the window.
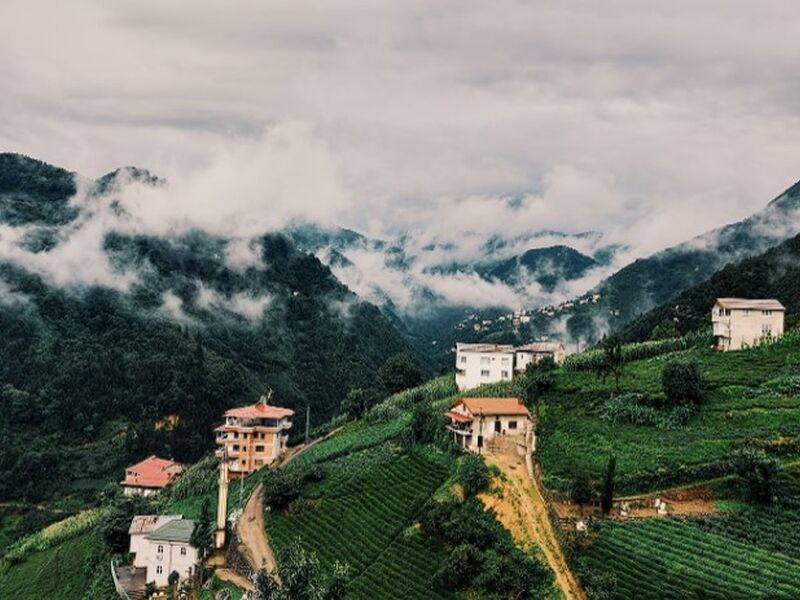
[480,356,490,366]
[156,566,163,575]
[157,545,164,554]
[460,356,467,364]
[480,369,490,377]
[181,547,187,556]
[762,324,772,335]
[501,357,510,366]
[232,445,240,451]
[508,421,518,429]
[501,370,510,379]
[743,309,751,316]
[763,309,773,316]
[255,445,265,453]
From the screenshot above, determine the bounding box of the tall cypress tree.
[601,453,617,516]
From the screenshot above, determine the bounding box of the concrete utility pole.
[215,454,229,549]
[305,405,310,444]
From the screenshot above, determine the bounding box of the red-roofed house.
[121,456,184,497]
[445,396,532,453]
[214,393,294,479]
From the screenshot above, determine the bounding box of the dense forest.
[0,154,417,510]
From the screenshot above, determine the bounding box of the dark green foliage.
[378,353,423,393]
[190,498,214,558]
[600,394,691,429]
[340,388,380,420]
[254,541,349,600]
[434,544,481,590]
[99,495,153,553]
[592,337,625,391]
[457,454,490,497]
[410,401,446,446]
[0,154,78,226]
[600,454,616,516]
[571,472,594,508]
[650,319,680,341]
[732,449,782,505]
[168,570,180,587]
[482,245,597,292]
[662,360,707,406]
[261,470,302,510]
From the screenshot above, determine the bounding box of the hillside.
[0,154,415,520]
[581,179,800,331]
[480,245,598,291]
[617,232,800,342]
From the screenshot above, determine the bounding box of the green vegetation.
[538,336,800,493]
[580,518,800,600]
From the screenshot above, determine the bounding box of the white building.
[455,341,566,391]
[129,515,198,588]
[712,298,785,351]
[455,343,516,391]
[515,342,566,372]
[445,396,532,453]
[120,456,183,497]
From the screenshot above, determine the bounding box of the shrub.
[732,449,782,505]
[458,454,490,497]
[661,360,707,406]
[378,353,422,394]
[262,470,302,510]
[600,394,692,429]
[601,454,616,516]
[571,472,594,508]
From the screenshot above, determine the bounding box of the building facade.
[712,298,785,351]
[445,396,532,453]
[121,456,183,496]
[455,342,566,391]
[128,515,198,588]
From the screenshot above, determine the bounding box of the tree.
[340,388,378,420]
[190,497,214,559]
[651,319,679,341]
[167,571,180,597]
[662,360,707,406]
[522,356,556,421]
[593,336,625,392]
[144,582,157,599]
[600,453,616,516]
[571,472,594,510]
[458,454,491,497]
[100,495,152,553]
[378,353,422,393]
[733,449,782,505]
[253,540,350,600]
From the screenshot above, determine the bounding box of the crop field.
[267,451,452,599]
[537,337,800,493]
[581,517,800,600]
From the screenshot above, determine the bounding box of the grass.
[581,517,800,600]
[537,337,800,493]
[267,450,454,599]
[0,532,102,600]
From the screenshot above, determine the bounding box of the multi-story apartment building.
[712,298,785,351]
[214,394,294,479]
[455,341,566,391]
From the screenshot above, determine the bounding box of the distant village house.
[121,455,183,497]
[445,396,533,453]
[127,515,198,588]
[712,298,785,351]
[455,341,565,391]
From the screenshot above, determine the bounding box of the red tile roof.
[121,455,183,490]
[453,397,530,417]
[223,402,294,419]
[445,411,473,423]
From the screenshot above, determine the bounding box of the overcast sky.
[2,0,800,257]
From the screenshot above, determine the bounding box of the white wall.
[143,541,198,587]
[455,350,514,391]
[712,308,784,351]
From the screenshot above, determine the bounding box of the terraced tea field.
[582,518,800,600]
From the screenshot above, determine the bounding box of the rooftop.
[454,397,531,417]
[128,514,183,536]
[516,342,564,352]
[121,456,183,489]
[456,342,516,354]
[146,518,196,543]
[444,410,473,423]
[223,400,294,420]
[714,298,785,310]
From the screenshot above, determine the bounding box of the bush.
[458,455,490,497]
[261,470,302,510]
[378,353,423,394]
[600,394,692,429]
[571,472,594,507]
[732,449,782,505]
[662,360,707,406]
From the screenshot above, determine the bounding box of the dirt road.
[482,451,587,600]
[237,482,278,576]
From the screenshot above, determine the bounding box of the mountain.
[0,154,414,508]
[617,231,800,342]
[480,245,598,291]
[597,180,800,324]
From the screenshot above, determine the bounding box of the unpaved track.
[237,482,278,575]
[484,451,587,600]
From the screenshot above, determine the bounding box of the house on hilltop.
[127,515,198,588]
[121,455,184,496]
[445,396,532,453]
[712,298,785,351]
[455,341,565,390]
